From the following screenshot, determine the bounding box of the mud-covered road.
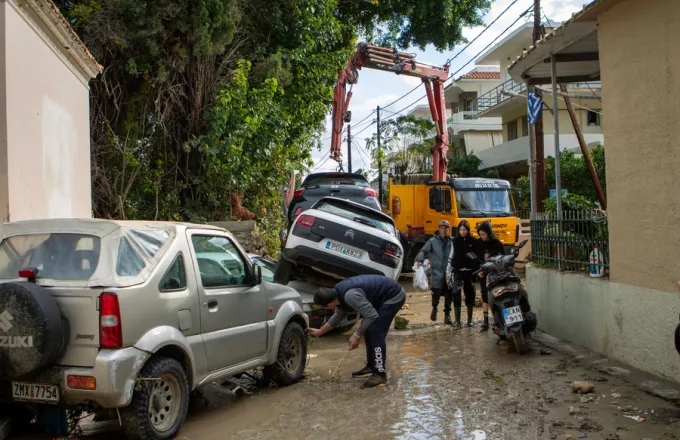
[11,289,680,440]
[173,328,678,440]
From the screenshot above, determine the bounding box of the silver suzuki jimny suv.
[0,219,308,439]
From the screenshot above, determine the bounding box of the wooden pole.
[532,0,547,211]
[559,83,607,210]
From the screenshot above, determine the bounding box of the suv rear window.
[315,200,395,235]
[0,233,101,280]
[304,174,368,187]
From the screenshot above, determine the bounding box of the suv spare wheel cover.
[0,282,65,378]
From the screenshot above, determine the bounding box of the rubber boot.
[480,313,490,331]
[454,307,462,328]
[430,307,437,322]
[467,306,474,327]
[444,314,453,326]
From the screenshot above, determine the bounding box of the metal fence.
[530,210,609,276]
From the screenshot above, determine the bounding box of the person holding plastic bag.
[416,220,454,325]
[413,260,429,292]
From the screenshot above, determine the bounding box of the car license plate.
[12,382,60,404]
[502,306,524,326]
[325,241,364,260]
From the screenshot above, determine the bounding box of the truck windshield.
[455,189,514,216]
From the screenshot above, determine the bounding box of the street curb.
[532,330,680,404]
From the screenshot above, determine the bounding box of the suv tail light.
[365,188,378,198]
[100,292,122,349]
[296,214,316,228]
[293,188,304,198]
[385,242,402,258]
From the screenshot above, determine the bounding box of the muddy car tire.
[121,357,190,440]
[0,404,36,433]
[0,282,67,379]
[274,256,294,285]
[264,322,307,386]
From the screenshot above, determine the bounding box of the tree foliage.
[55,0,490,253]
[365,114,435,175]
[447,154,501,178]
[545,145,606,203]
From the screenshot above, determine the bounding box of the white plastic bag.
[413,265,429,292]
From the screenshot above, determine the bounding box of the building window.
[521,116,528,137]
[465,98,474,112]
[507,120,518,141]
[587,110,601,126]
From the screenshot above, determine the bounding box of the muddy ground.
[12,291,680,440]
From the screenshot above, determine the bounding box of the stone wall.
[526,266,680,383]
[209,220,268,257]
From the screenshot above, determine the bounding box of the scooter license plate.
[502,306,524,325]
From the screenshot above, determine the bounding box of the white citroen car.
[275,197,403,284]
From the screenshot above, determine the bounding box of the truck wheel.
[274,256,294,285]
[121,357,190,440]
[264,322,307,386]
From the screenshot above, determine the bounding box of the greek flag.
[527,89,542,125]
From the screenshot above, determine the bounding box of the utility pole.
[377,105,383,209]
[347,124,353,173]
[533,0,547,211]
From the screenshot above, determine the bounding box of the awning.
[507,0,622,85]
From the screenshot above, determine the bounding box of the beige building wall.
[462,131,503,155]
[0,0,97,222]
[598,0,680,292]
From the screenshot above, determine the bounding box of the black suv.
[287,172,380,223]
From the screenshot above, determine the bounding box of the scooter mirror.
[465,252,477,260]
[518,239,528,248]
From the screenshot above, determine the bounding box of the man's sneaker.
[351,365,373,378]
[362,374,387,388]
[480,322,490,332]
[430,308,437,322]
[444,314,453,326]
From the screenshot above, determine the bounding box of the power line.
[377,5,535,121]
[380,0,525,112]
[310,154,332,172]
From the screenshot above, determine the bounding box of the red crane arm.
[330,43,451,181]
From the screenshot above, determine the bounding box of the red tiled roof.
[456,71,501,81]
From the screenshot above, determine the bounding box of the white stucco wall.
[527,266,680,383]
[0,1,92,221]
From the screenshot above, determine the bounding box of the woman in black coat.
[476,221,505,331]
[450,220,479,327]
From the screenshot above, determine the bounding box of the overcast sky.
[309,0,593,176]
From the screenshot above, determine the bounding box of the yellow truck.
[388,175,519,269]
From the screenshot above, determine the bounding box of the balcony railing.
[476,79,527,115]
[446,111,478,125]
[474,79,603,117]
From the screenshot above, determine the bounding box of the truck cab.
[388,176,519,269]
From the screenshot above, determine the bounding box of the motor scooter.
[466,240,536,354]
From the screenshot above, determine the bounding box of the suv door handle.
[206,299,219,312]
